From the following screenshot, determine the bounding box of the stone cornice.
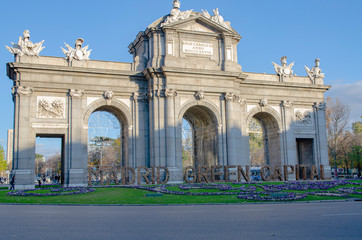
[7,63,330,92]
[7,62,144,80]
[160,14,241,40]
[143,67,165,81]
[161,66,245,79]
[240,80,331,91]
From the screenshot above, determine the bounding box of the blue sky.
[0,0,361,156]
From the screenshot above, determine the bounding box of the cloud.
[326,80,362,125]
[37,148,61,159]
[0,139,4,145]
[36,143,45,148]
[36,138,61,159]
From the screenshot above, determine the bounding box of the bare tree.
[47,153,61,176]
[35,153,45,176]
[339,131,354,174]
[88,137,121,167]
[249,118,266,166]
[182,120,194,168]
[351,117,362,177]
[326,97,350,175]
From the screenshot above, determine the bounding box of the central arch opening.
[182,105,218,171]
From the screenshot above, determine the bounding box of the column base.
[64,183,88,187]
[168,167,184,183]
[12,184,35,190]
[322,165,332,179]
[65,169,87,186]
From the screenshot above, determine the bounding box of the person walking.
[9,175,15,190]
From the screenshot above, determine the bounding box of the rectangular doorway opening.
[296,138,314,178]
[35,135,64,185]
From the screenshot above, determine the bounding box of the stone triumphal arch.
[6,1,330,189]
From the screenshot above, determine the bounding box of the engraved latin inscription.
[183,41,213,55]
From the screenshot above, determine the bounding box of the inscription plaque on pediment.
[183,41,213,55]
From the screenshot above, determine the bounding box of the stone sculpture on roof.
[202,8,231,29]
[161,0,232,31]
[5,30,45,57]
[305,58,325,82]
[161,0,193,27]
[272,56,294,77]
[61,38,92,61]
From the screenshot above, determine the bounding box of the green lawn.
[1,180,361,205]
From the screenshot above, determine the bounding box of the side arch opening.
[87,106,130,184]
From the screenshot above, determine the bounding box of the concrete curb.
[0,198,360,207]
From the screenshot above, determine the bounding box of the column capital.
[281,100,293,109]
[225,92,234,102]
[165,89,177,98]
[149,89,166,99]
[314,102,326,111]
[69,89,84,98]
[12,86,33,96]
[133,92,149,102]
[239,98,246,105]
[225,92,241,102]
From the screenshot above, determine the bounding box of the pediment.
[163,15,240,38]
[180,20,219,33]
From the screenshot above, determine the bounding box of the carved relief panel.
[36,96,66,119]
[294,108,313,126]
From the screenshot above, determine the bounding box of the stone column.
[144,69,167,169]
[165,89,181,181]
[11,86,35,189]
[217,124,225,166]
[148,91,156,167]
[281,101,296,164]
[314,102,331,178]
[225,92,243,166]
[148,90,167,168]
[239,99,250,167]
[165,89,177,167]
[127,125,133,169]
[219,95,228,166]
[131,94,137,169]
[133,92,149,168]
[281,100,296,179]
[67,89,87,187]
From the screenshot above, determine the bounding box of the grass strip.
[0,180,361,205]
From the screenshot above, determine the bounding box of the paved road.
[1,202,361,240]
